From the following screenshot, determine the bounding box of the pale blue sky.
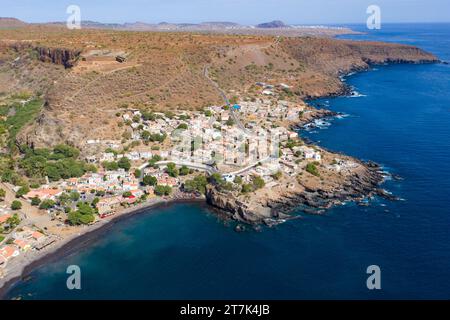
[2,0,449,24]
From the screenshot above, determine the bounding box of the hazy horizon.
[2,0,450,25]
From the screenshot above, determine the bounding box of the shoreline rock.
[205,159,387,225]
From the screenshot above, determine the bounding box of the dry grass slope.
[0,25,438,152]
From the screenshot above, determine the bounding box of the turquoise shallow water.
[6,23,450,299]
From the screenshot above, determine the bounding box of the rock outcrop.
[34,46,81,68]
[205,160,389,225]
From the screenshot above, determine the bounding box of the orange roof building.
[0,214,12,224]
[0,245,20,261]
[25,188,63,201]
[32,231,45,241]
[13,239,31,251]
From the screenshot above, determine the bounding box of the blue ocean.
[6,23,450,300]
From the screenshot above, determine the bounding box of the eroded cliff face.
[4,42,81,68]
[34,46,81,68]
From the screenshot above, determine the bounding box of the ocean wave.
[347,90,367,98]
[335,113,350,119]
[303,119,331,131]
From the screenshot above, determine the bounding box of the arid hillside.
[0,25,438,151]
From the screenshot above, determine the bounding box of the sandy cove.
[0,195,204,299]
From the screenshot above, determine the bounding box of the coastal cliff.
[205,154,390,225]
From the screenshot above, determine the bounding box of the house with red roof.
[25,188,63,201]
[0,245,20,262]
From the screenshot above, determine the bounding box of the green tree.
[229,96,239,105]
[0,188,6,200]
[154,185,172,196]
[123,191,132,197]
[164,111,175,119]
[226,118,235,126]
[118,157,131,171]
[102,161,119,171]
[11,200,22,210]
[79,213,95,225]
[70,191,81,202]
[208,173,224,185]
[67,209,94,225]
[165,162,179,177]
[177,123,188,130]
[183,175,208,194]
[252,175,265,190]
[141,130,151,141]
[39,199,55,210]
[31,197,41,206]
[179,165,190,176]
[77,202,94,216]
[142,111,156,121]
[6,213,20,227]
[92,197,100,207]
[148,155,162,168]
[271,171,282,180]
[241,184,253,194]
[16,185,30,198]
[142,175,157,186]
[53,144,80,159]
[95,190,106,197]
[233,176,243,184]
[306,163,320,177]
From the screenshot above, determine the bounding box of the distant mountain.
[0,17,27,29]
[256,20,288,28]
[0,17,355,38]
[45,20,244,31]
[200,22,241,28]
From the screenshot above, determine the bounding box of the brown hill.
[0,17,27,29]
[0,25,438,152]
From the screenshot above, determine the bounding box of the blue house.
[232,104,241,111]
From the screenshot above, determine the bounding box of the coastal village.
[0,81,366,280]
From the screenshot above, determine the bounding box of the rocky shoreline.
[205,159,391,226]
[204,65,411,225]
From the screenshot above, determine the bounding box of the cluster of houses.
[115,92,323,188]
[255,82,293,96]
[122,110,180,141]
[21,162,184,220]
[25,169,140,200]
[13,89,325,228]
[22,169,146,219]
[0,226,50,268]
[327,158,360,173]
[239,99,305,123]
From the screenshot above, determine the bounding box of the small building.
[25,188,63,201]
[157,174,178,187]
[31,231,46,242]
[222,174,235,183]
[116,55,126,63]
[0,214,12,225]
[288,131,298,140]
[0,245,20,262]
[97,196,121,218]
[13,239,31,252]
